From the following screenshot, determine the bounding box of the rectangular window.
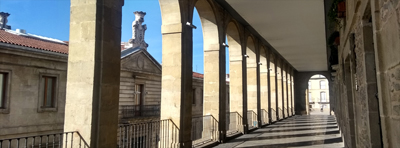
[321,92,326,102]
[0,73,7,108]
[308,92,312,102]
[320,81,326,89]
[192,89,196,105]
[42,76,56,108]
[308,81,311,89]
[134,84,144,116]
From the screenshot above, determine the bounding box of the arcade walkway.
[215,115,344,148]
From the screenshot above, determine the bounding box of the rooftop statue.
[129,11,148,50]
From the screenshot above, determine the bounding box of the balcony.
[121,105,160,119]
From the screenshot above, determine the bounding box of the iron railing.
[117,119,179,148]
[247,110,258,129]
[121,105,160,118]
[271,108,277,122]
[278,108,283,120]
[260,109,269,125]
[191,115,218,147]
[0,131,89,148]
[226,112,243,136]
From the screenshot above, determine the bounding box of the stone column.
[282,64,287,118]
[291,70,295,115]
[256,47,262,128]
[285,66,289,117]
[259,49,269,125]
[64,0,123,147]
[203,41,226,142]
[267,53,272,123]
[159,1,194,146]
[246,54,257,129]
[275,58,280,120]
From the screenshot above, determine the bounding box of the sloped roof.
[121,46,162,71]
[193,72,204,79]
[0,29,68,54]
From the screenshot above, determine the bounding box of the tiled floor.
[215,115,344,148]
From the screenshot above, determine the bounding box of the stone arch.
[293,71,330,115]
[246,35,258,128]
[226,21,242,61]
[259,45,269,124]
[269,53,277,121]
[159,0,183,25]
[194,0,228,140]
[225,21,246,125]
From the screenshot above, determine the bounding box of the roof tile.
[0,29,68,54]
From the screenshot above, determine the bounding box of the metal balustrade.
[226,112,243,136]
[247,111,258,129]
[117,119,179,148]
[121,105,160,119]
[191,115,218,147]
[271,108,277,122]
[260,109,269,125]
[0,131,89,148]
[278,108,283,120]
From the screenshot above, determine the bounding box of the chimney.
[0,12,11,29]
[16,29,26,34]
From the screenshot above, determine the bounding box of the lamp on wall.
[186,22,197,29]
[222,43,229,47]
[258,62,262,65]
[244,54,249,58]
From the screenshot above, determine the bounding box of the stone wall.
[0,46,67,139]
[333,0,400,147]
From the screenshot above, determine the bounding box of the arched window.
[308,81,311,89]
[308,92,312,102]
[320,81,326,89]
[320,92,326,102]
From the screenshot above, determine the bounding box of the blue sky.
[0,0,229,74]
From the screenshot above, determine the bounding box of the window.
[134,84,144,106]
[0,71,11,113]
[321,92,326,102]
[308,81,311,89]
[41,76,56,108]
[320,81,326,89]
[38,74,59,112]
[308,92,312,102]
[0,73,7,108]
[192,88,196,105]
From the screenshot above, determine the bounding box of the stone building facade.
[330,0,400,147]
[306,75,330,111]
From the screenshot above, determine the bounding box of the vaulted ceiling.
[224,0,328,71]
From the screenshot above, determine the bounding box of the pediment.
[121,51,161,74]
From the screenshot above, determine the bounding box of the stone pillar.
[256,47,262,128]
[226,21,247,133]
[246,51,257,129]
[64,0,123,147]
[267,53,272,123]
[282,64,287,118]
[203,41,226,142]
[291,70,295,115]
[285,66,289,117]
[159,1,194,146]
[260,49,269,125]
[275,58,280,120]
[276,60,282,120]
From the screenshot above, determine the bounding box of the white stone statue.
[129,11,148,50]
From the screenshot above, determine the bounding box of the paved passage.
[215,115,344,148]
